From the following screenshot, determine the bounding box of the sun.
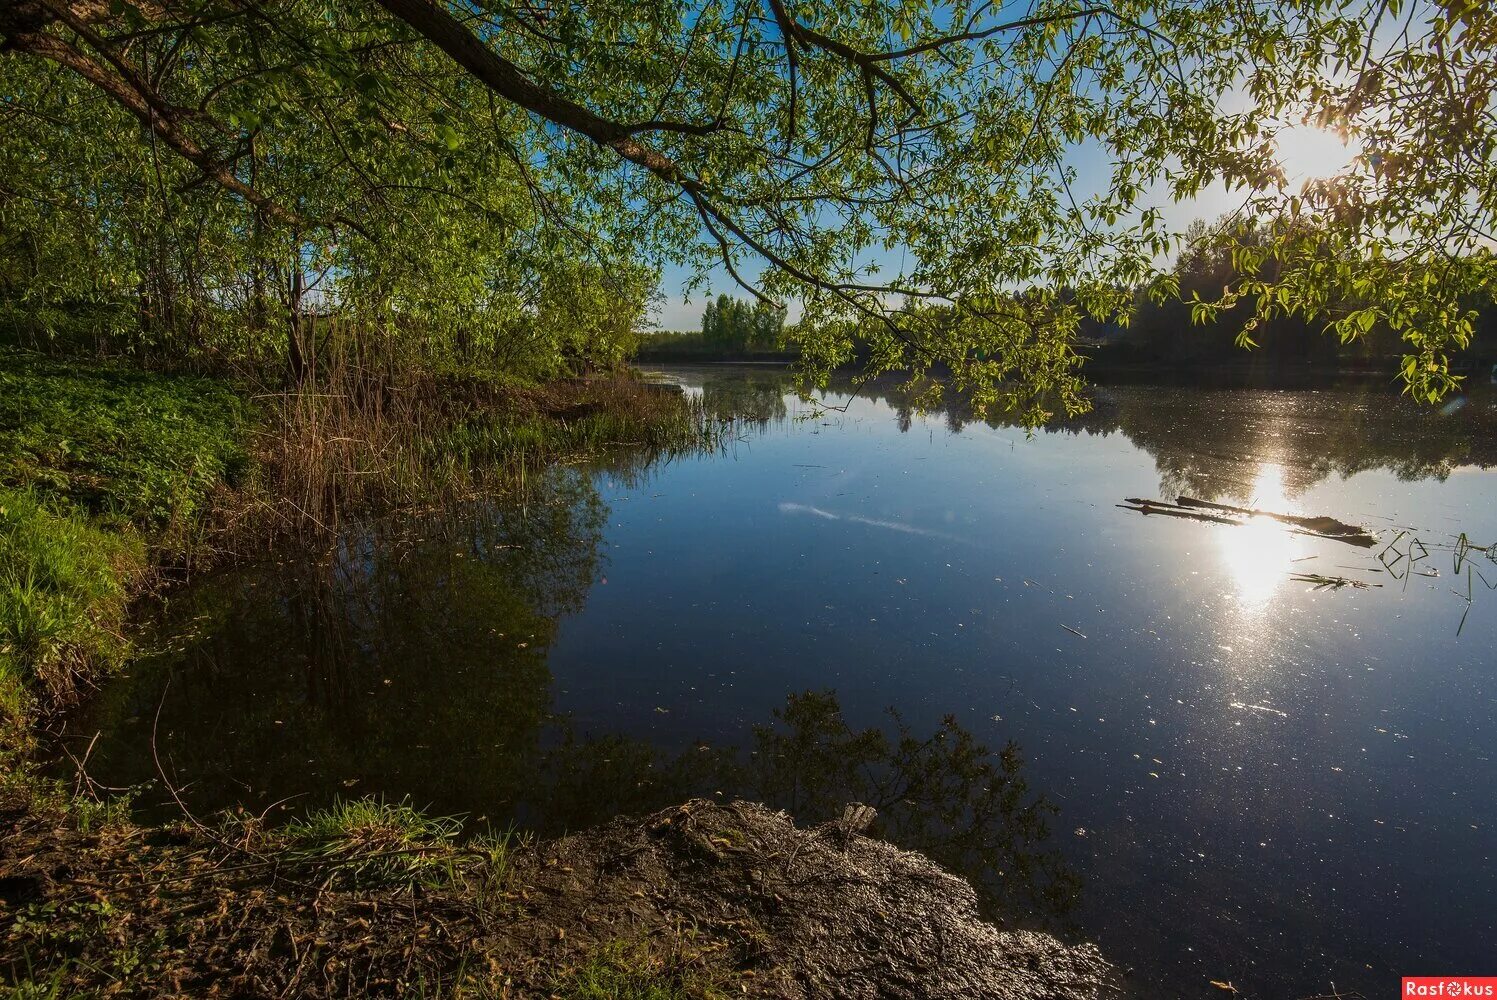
[1274,124,1359,185]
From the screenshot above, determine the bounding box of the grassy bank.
[0,495,143,724]
[0,352,247,725]
[0,349,709,732]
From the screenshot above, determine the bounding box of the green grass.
[277,797,467,889]
[0,351,245,719]
[0,489,144,721]
[1,960,91,1000]
[0,350,247,528]
[551,941,728,1000]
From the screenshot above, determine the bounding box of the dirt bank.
[1,794,1111,998]
[505,799,1113,999]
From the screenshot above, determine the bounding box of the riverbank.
[0,350,706,728]
[1,789,1110,998]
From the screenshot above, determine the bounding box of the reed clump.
[250,357,713,540]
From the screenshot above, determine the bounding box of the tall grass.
[254,357,716,538]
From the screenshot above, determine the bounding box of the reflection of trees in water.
[72,466,607,821]
[701,373,790,426]
[1083,387,1497,502]
[536,690,1081,929]
[74,457,1075,931]
[857,376,1497,501]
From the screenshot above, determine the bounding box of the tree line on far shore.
[637,294,790,357]
[644,215,1496,377]
[1090,218,1497,371]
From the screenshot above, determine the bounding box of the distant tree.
[701,297,722,348]
[750,301,788,349]
[699,295,785,351]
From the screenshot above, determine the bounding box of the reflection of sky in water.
[66,371,1497,1000]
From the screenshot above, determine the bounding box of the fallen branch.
[1290,573,1381,591]
[1119,497,1378,548]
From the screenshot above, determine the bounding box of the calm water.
[64,368,1497,997]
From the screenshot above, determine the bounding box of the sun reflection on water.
[1218,464,1303,605]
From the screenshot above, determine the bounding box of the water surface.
[65,369,1497,998]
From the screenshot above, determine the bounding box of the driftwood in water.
[1118,496,1378,548]
[1174,496,1376,544]
[1118,498,1239,527]
[1291,572,1381,591]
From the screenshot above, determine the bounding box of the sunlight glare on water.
[1216,463,1303,605]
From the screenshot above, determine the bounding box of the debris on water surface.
[1230,701,1289,718]
[1117,496,1378,547]
[1291,573,1382,591]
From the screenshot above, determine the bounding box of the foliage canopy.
[1,0,1493,418]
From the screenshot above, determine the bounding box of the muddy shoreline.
[1,793,1112,997]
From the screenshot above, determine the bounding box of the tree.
[2,0,1493,417]
[700,293,784,350]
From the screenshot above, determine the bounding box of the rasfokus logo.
[1403,979,1497,997]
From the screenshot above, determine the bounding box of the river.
[62,366,1497,997]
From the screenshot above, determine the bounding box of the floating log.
[1291,572,1381,591]
[1175,496,1375,544]
[1119,498,1240,526]
[1119,496,1378,548]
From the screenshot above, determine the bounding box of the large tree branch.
[371,0,693,181]
[1,1,308,228]
[764,0,920,113]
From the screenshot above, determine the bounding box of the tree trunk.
[287,260,306,387]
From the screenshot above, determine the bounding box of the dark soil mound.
[499,799,1112,998]
[1,792,1112,998]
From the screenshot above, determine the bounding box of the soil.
[0,792,1113,998]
